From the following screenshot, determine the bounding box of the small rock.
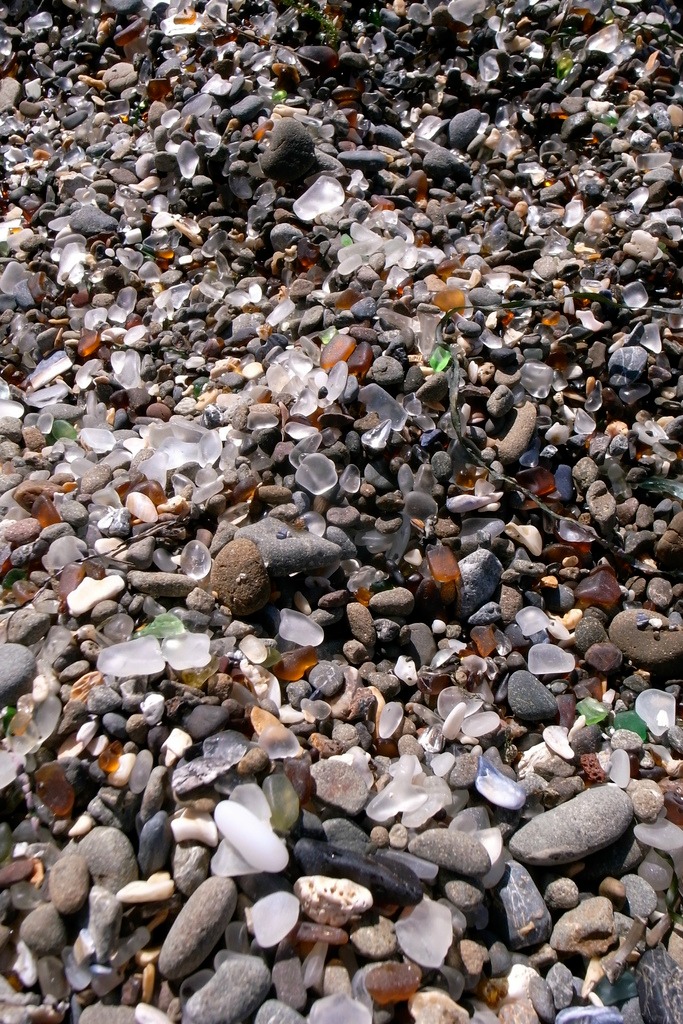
[260,119,316,181]
[211,538,271,615]
[237,517,341,575]
[550,896,615,957]
[78,826,139,892]
[508,787,633,866]
[408,828,490,879]
[408,989,469,1024]
[495,402,537,466]
[184,956,272,1024]
[636,947,683,1024]
[6,609,50,646]
[350,914,397,960]
[507,671,559,721]
[448,109,482,150]
[0,645,36,707]
[310,760,369,815]
[49,855,90,915]
[102,61,137,93]
[492,862,552,949]
[19,902,67,957]
[609,611,683,676]
[70,205,119,236]
[0,78,21,113]
[159,876,237,979]
[459,549,503,617]
[622,874,657,919]
[89,885,123,963]
[254,1001,306,1024]
[294,874,372,926]
[80,1009,136,1024]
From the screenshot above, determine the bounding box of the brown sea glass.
[346,341,373,380]
[433,287,466,313]
[426,543,460,583]
[272,647,318,682]
[35,763,75,818]
[365,962,422,1005]
[320,335,356,371]
[574,566,622,610]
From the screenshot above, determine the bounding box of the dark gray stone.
[78,826,138,892]
[237,517,341,575]
[70,205,119,236]
[507,671,559,721]
[0,645,36,706]
[459,549,503,617]
[636,947,683,1024]
[408,829,491,879]
[448,109,482,150]
[260,119,316,182]
[492,861,552,950]
[185,956,271,1024]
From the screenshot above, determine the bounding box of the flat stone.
[293,839,423,906]
[610,611,683,676]
[0,78,21,113]
[408,829,490,879]
[636,947,683,1024]
[49,855,90,915]
[185,955,272,1024]
[368,587,415,617]
[159,876,237,979]
[0,645,36,707]
[507,671,559,721]
[448,108,482,150]
[80,1009,135,1024]
[550,896,615,957]
[508,787,633,866]
[78,826,138,892]
[237,517,341,575]
[492,862,552,950]
[211,538,271,615]
[310,760,369,815]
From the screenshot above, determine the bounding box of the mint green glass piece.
[138,614,186,639]
[51,420,77,441]
[340,234,353,247]
[613,710,647,741]
[576,697,609,725]
[429,345,451,372]
[320,327,336,345]
[556,53,573,79]
[272,89,287,103]
[594,972,637,1006]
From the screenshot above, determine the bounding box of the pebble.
[310,760,369,815]
[636,947,683,1024]
[77,826,139,892]
[407,828,490,879]
[458,549,503,618]
[492,862,552,950]
[48,854,90,915]
[211,538,271,615]
[237,519,342,575]
[549,897,615,957]
[609,611,683,675]
[18,902,67,957]
[158,877,237,979]
[294,874,372,926]
[260,119,316,181]
[0,645,36,707]
[509,788,633,866]
[184,956,272,1024]
[507,671,559,721]
[89,884,123,962]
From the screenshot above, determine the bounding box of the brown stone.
[210,538,270,615]
[550,896,615,957]
[408,990,469,1024]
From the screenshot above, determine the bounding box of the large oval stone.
[508,787,633,867]
[609,610,683,676]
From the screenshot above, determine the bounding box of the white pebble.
[161,728,192,767]
[107,752,136,788]
[171,810,219,847]
[542,726,575,761]
[214,801,289,872]
[294,875,372,926]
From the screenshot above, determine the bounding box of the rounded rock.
[159,876,237,979]
[260,119,316,182]
[508,787,633,866]
[609,610,683,676]
[507,671,559,722]
[0,644,36,707]
[211,538,271,616]
[49,855,90,915]
[185,955,272,1024]
[19,902,67,957]
[78,826,139,892]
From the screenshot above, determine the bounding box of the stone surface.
[237,518,341,575]
[49,854,90,915]
[77,826,139,892]
[508,787,633,866]
[310,760,369,815]
[459,549,503,618]
[19,902,67,957]
[261,119,316,181]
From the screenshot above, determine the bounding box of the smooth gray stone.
[492,861,552,950]
[185,956,271,1024]
[158,877,237,980]
[237,517,341,575]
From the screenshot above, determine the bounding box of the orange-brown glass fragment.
[470,625,498,658]
[32,495,61,528]
[98,741,123,774]
[574,566,622,610]
[433,287,466,313]
[78,329,100,358]
[517,467,557,496]
[320,335,356,371]
[35,763,75,818]
[272,647,318,682]
[365,962,422,1005]
[426,544,460,583]
[346,341,374,380]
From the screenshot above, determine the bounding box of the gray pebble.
[459,549,503,618]
[49,855,90,915]
[368,587,415,617]
[509,787,633,866]
[185,955,271,1024]
[19,902,66,957]
[507,671,559,722]
[6,609,50,647]
[622,873,657,919]
[448,108,482,150]
[78,826,139,892]
[173,842,211,897]
[310,760,369,815]
[89,885,123,963]
[254,1000,306,1024]
[492,862,552,949]
[0,645,36,707]
[237,517,341,575]
[70,205,119,236]
[159,876,237,980]
[408,828,491,879]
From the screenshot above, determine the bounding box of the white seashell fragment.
[117,873,175,903]
[475,757,526,810]
[542,726,575,761]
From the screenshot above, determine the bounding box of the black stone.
[293,838,423,906]
[491,861,552,950]
[636,947,683,1024]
